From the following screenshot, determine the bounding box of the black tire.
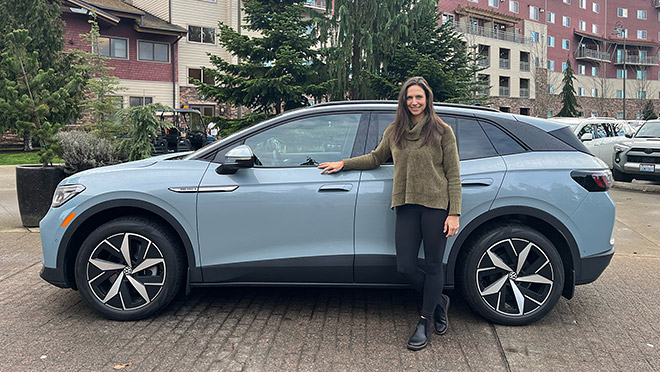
[74,216,185,320]
[458,223,564,326]
[613,168,633,182]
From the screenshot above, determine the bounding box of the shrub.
[55,130,125,174]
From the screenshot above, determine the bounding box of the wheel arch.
[57,199,199,290]
[447,206,578,299]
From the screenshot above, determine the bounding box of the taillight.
[571,170,612,191]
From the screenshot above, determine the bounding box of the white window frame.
[578,64,586,75]
[578,20,586,31]
[617,8,628,18]
[579,0,586,9]
[637,10,647,20]
[96,35,129,60]
[637,70,647,80]
[617,90,623,98]
[187,25,216,44]
[509,1,518,13]
[563,0,570,3]
[592,24,599,34]
[562,62,567,72]
[549,85,555,94]
[547,60,555,71]
[562,39,570,50]
[562,16,571,27]
[592,66,598,76]
[591,88,598,97]
[129,96,153,107]
[577,87,585,96]
[637,30,647,39]
[187,67,215,86]
[638,91,647,99]
[547,12,555,24]
[137,40,170,63]
[488,0,499,8]
[529,6,539,20]
[593,2,599,13]
[547,36,555,47]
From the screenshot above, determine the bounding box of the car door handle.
[461,178,493,186]
[318,184,353,192]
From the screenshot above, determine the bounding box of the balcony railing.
[520,61,530,71]
[500,59,510,69]
[576,48,611,62]
[614,55,658,65]
[454,24,535,45]
[304,0,326,10]
[520,88,530,98]
[499,86,510,97]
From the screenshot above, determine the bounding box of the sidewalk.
[0,165,37,233]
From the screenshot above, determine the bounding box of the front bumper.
[576,247,614,285]
[39,265,70,288]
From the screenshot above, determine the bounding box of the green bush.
[55,130,126,174]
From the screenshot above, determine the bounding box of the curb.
[612,181,660,194]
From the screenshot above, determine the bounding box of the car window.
[244,113,361,167]
[636,122,660,138]
[479,120,525,155]
[593,124,607,139]
[453,117,497,160]
[577,124,593,138]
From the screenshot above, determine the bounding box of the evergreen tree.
[558,59,580,117]
[641,100,658,120]
[197,0,330,116]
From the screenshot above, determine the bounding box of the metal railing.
[576,48,611,61]
[520,61,530,71]
[614,55,658,65]
[499,86,510,96]
[520,88,530,98]
[454,24,535,45]
[304,0,326,10]
[500,59,510,69]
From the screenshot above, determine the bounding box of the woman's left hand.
[444,215,460,238]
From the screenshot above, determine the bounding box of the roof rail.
[313,100,499,112]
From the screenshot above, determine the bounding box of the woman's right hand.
[318,160,344,174]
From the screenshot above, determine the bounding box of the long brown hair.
[391,76,450,148]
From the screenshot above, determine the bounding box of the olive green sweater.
[343,118,462,215]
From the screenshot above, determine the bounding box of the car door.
[353,112,509,284]
[597,121,629,168]
[197,112,368,283]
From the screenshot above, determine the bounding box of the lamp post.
[613,21,626,119]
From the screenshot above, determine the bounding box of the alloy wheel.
[85,232,166,311]
[476,238,554,316]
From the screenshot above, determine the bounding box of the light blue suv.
[40,102,615,325]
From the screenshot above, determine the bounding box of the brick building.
[438,0,660,119]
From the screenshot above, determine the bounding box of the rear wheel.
[613,168,633,182]
[74,216,185,320]
[459,224,564,325]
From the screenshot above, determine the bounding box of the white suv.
[548,117,634,168]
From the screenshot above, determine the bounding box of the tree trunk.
[350,0,360,100]
[23,132,33,151]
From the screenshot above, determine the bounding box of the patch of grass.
[0,151,64,165]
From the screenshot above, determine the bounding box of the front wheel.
[74,216,185,320]
[459,224,564,325]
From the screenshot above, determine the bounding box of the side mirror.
[625,133,633,138]
[580,133,593,142]
[216,145,255,174]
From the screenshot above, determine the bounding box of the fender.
[57,199,201,288]
[446,206,579,296]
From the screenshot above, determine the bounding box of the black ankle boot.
[434,294,450,335]
[407,316,431,351]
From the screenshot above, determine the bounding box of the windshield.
[635,122,660,138]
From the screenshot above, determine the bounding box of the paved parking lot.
[1,165,659,372]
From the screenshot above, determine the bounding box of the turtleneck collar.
[404,116,428,141]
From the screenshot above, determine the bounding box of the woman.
[318,76,461,351]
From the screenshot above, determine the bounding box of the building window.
[638,91,647,99]
[578,20,586,31]
[578,64,586,75]
[96,36,127,59]
[592,24,599,34]
[547,12,555,23]
[529,6,539,20]
[549,84,555,94]
[563,0,570,3]
[509,1,518,13]
[637,10,647,20]
[547,60,555,71]
[577,87,585,96]
[637,70,647,79]
[592,66,599,76]
[562,39,570,49]
[617,90,624,98]
[188,25,216,44]
[617,112,624,119]
[488,0,498,8]
[562,62,567,72]
[562,16,570,27]
[468,0,478,2]
[442,13,454,25]
[547,36,555,47]
[188,67,215,85]
[547,110,554,117]
[591,88,598,97]
[617,8,628,18]
[137,41,169,62]
[593,2,599,13]
[617,69,627,78]
[579,0,586,9]
[637,30,647,39]
[530,31,540,42]
[591,111,598,117]
[129,97,153,106]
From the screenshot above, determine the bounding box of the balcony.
[455,24,534,45]
[655,0,660,8]
[500,59,510,69]
[614,55,658,66]
[520,61,530,72]
[304,0,326,11]
[576,48,611,63]
[520,88,530,98]
[499,86,510,97]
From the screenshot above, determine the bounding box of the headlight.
[52,184,86,208]
[613,144,630,153]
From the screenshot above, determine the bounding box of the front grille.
[630,148,660,153]
[627,155,660,164]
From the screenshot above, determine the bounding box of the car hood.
[62,152,193,181]
[623,137,660,148]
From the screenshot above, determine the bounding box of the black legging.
[395,204,449,319]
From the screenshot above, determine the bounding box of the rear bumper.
[39,265,70,288]
[576,247,614,285]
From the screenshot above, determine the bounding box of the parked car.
[39,102,615,326]
[547,117,634,168]
[612,120,660,182]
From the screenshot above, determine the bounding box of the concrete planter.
[16,165,66,227]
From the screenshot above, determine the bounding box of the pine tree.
[558,59,580,117]
[641,100,658,120]
[197,0,330,116]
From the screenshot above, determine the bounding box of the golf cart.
[153,108,211,154]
